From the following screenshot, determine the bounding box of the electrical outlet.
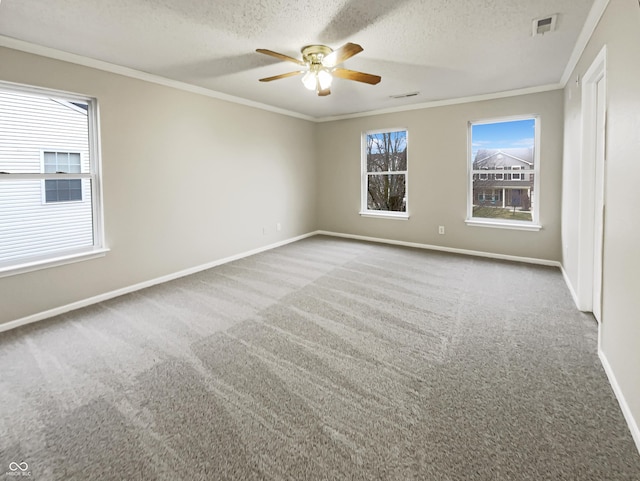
[438,225,445,235]
[276,222,281,232]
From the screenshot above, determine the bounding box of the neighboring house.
[0,90,92,265]
[472,148,534,210]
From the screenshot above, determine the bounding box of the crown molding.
[0,35,315,122]
[314,84,563,122]
[560,0,611,86]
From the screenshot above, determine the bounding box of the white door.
[592,77,606,323]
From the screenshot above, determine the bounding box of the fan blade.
[323,43,363,67]
[332,68,381,85]
[259,71,305,82]
[317,88,331,96]
[256,49,306,66]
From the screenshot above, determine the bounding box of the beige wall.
[316,90,564,261]
[562,0,640,438]
[0,47,317,326]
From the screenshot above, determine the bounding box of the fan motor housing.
[301,45,332,64]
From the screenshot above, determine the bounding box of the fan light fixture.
[300,45,333,94]
[302,67,333,92]
[256,42,381,97]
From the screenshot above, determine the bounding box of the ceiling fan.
[256,42,381,96]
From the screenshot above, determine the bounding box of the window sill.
[0,247,109,278]
[359,211,409,220]
[465,219,542,231]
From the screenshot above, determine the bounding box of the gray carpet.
[1,235,639,480]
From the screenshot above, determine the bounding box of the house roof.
[474,148,534,168]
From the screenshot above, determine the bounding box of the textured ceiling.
[0,0,595,119]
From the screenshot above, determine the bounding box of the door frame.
[576,46,607,318]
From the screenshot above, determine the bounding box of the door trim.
[576,46,607,315]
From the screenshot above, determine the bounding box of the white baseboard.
[599,349,640,455]
[316,230,561,267]
[560,264,582,311]
[0,231,317,334]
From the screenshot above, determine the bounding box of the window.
[468,116,540,229]
[361,129,408,218]
[478,190,501,203]
[43,152,83,203]
[0,83,105,276]
[511,165,522,180]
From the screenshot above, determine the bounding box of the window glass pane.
[43,151,83,173]
[58,188,70,201]
[0,179,94,264]
[56,153,65,171]
[367,174,406,212]
[44,179,83,203]
[470,118,535,222]
[366,131,407,172]
[45,188,57,203]
[472,175,534,222]
[43,152,57,173]
[69,179,82,201]
[69,153,82,173]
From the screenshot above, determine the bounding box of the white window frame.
[360,127,409,220]
[40,151,84,204]
[495,166,504,180]
[466,115,541,231]
[0,80,107,277]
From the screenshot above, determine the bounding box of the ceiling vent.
[390,92,420,99]
[532,14,558,36]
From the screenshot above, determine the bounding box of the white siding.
[0,91,93,264]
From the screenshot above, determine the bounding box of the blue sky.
[471,118,535,159]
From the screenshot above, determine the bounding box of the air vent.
[532,14,558,36]
[390,92,420,99]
